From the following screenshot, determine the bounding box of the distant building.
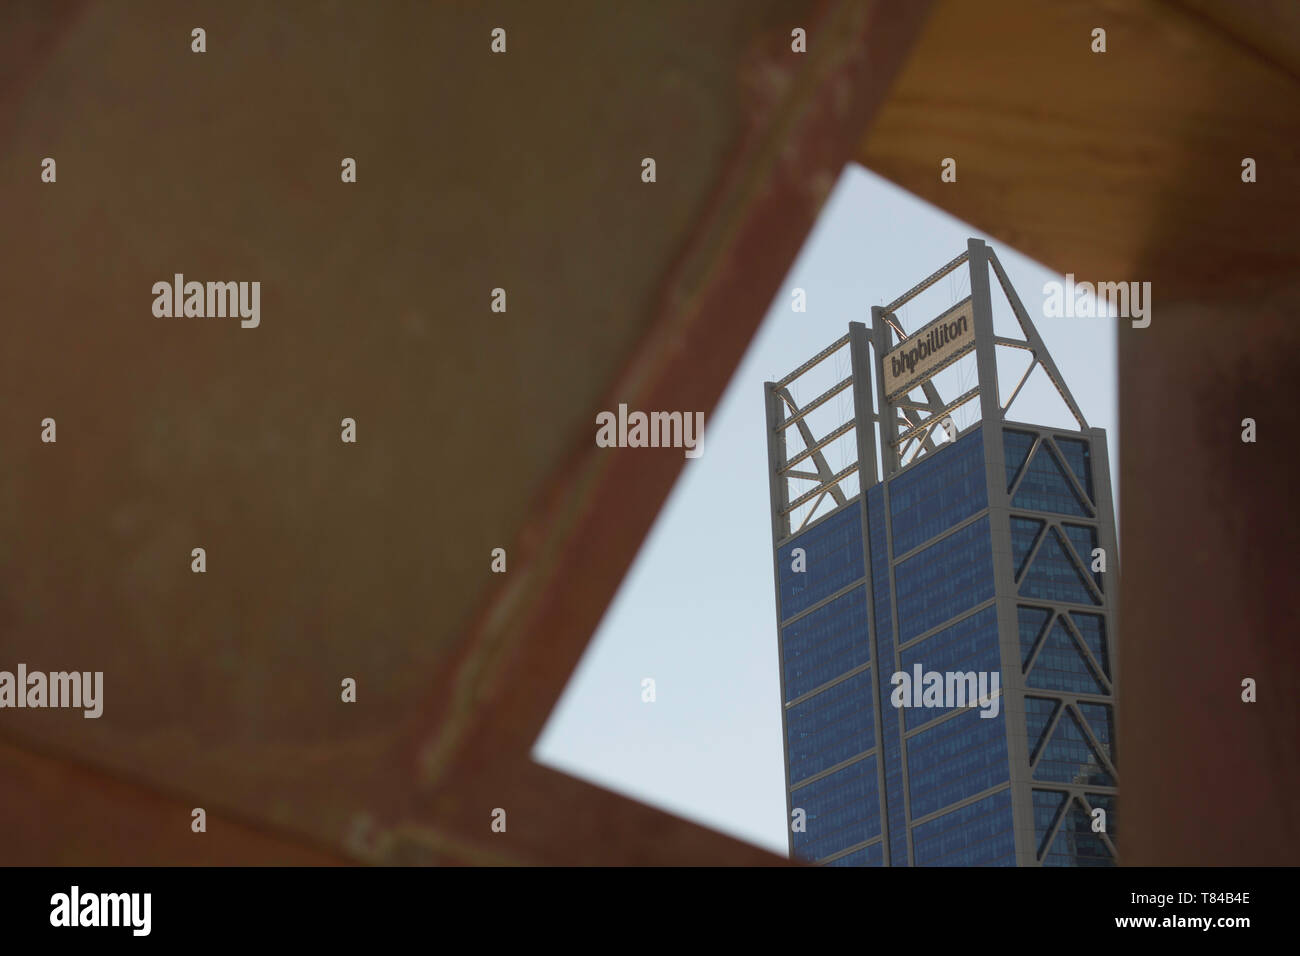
[764,239,1118,865]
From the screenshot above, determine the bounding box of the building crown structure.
[764,238,1119,866]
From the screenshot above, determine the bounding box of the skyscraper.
[764,239,1118,866]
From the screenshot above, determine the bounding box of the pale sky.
[533,163,1119,856]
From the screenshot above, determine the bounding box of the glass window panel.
[1054,436,1094,502]
[1032,789,1068,857]
[1062,522,1103,593]
[790,755,881,862]
[821,843,884,867]
[867,487,909,864]
[1018,528,1100,606]
[1011,517,1044,579]
[1070,612,1111,680]
[1033,708,1114,787]
[777,501,865,620]
[899,604,1001,730]
[1025,618,1106,695]
[895,516,995,641]
[786,670,876,784]
[889,429,987,555]
[1017,605,1051,668]
[1011,442,1090,516]
[1076,702,1116,767]
[906,706,1010,819]
[1024,696,1059,762]
[781,587,871,702]
[1003,429,1036,491]
[912,788,1015,866]
[1042,799,1115,866]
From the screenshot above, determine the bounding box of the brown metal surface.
[860,0,1300,865]
[5,0,1296,866]
[0,0,930,865]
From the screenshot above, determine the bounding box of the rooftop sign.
[882,296,975,400]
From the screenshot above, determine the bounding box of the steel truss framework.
[764,239,1119,866]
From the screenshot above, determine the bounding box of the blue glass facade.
[1008,428,1117,865]
[1024,697,1059,759]
[781,428,1015,866]
[867,486,909,866]
[786,669,875,784]
[790,755,880,862]
[889,429,987,555]
[1011,440,1091,517]
[1018,529,1099,606]
[1010,517,1043,578]
[1063,524,1103,592]
[1031,789,1067,856]
[899,604,1000,729]
[823,842,884,867]
[777,503,864,620]
[775,420,1115,866]
[1055,437,1094,501]
[781,588,872,701]
[1071,612,1111,678]
[1042,799,1114,866]
[913,788,1015,866]
[1025,618,1107,694]
[1003,429,1036,491]
[1032,708,1115,787]
[894,516,995,642]
[906,704,1009,819]
[1017,605,1051,667]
